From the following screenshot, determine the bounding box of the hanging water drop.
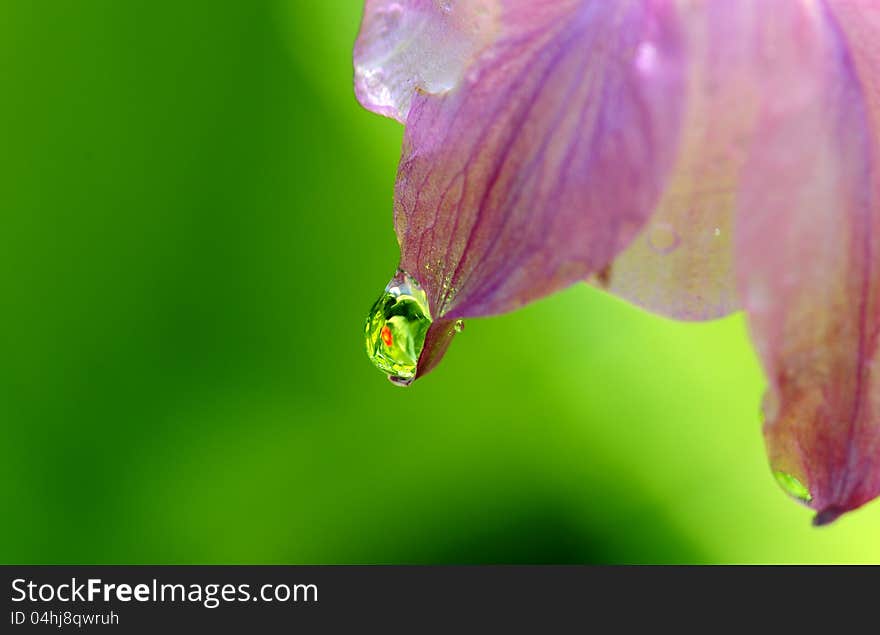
[365,270,433,384]
[773,471,812,504]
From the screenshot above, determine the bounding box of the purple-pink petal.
[355,0,880,522]
[393,1,686,319]
[736,0,880,521]
[594,2,758,321]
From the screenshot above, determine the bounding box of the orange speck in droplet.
[380,325,393,347]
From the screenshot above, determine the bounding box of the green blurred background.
[2,1,879,564]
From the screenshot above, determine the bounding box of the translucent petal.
[736,0,880,522]
[393,1,687,318]
[353,0,500,123]
[594,2,761,321]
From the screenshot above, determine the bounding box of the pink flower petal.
[394,1,686,318]
[595,2,759,321]
[736,0,880,522]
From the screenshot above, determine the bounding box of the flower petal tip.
[414,318,461,381]
[812,507,846,528]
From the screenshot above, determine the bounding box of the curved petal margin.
[354,0,500,122]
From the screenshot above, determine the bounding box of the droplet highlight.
[365,270,432,384]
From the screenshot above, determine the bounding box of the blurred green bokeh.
[2,1,879,564]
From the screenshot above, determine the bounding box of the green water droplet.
[365,270,432,384]
[773,471,812,503]
[454,319,464,333]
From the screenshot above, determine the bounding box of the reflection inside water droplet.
[365,270,432,384]
[773,471,812,503]
[647,223,681,255]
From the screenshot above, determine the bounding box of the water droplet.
[714,227,721,237]
[773,471,812,503]
[365,270,432,383]
[454,319,464,333]
[647,223,681,255]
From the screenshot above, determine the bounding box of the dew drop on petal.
[365,270,433,383]
[647,222,681,255]
[773,471,813,504]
